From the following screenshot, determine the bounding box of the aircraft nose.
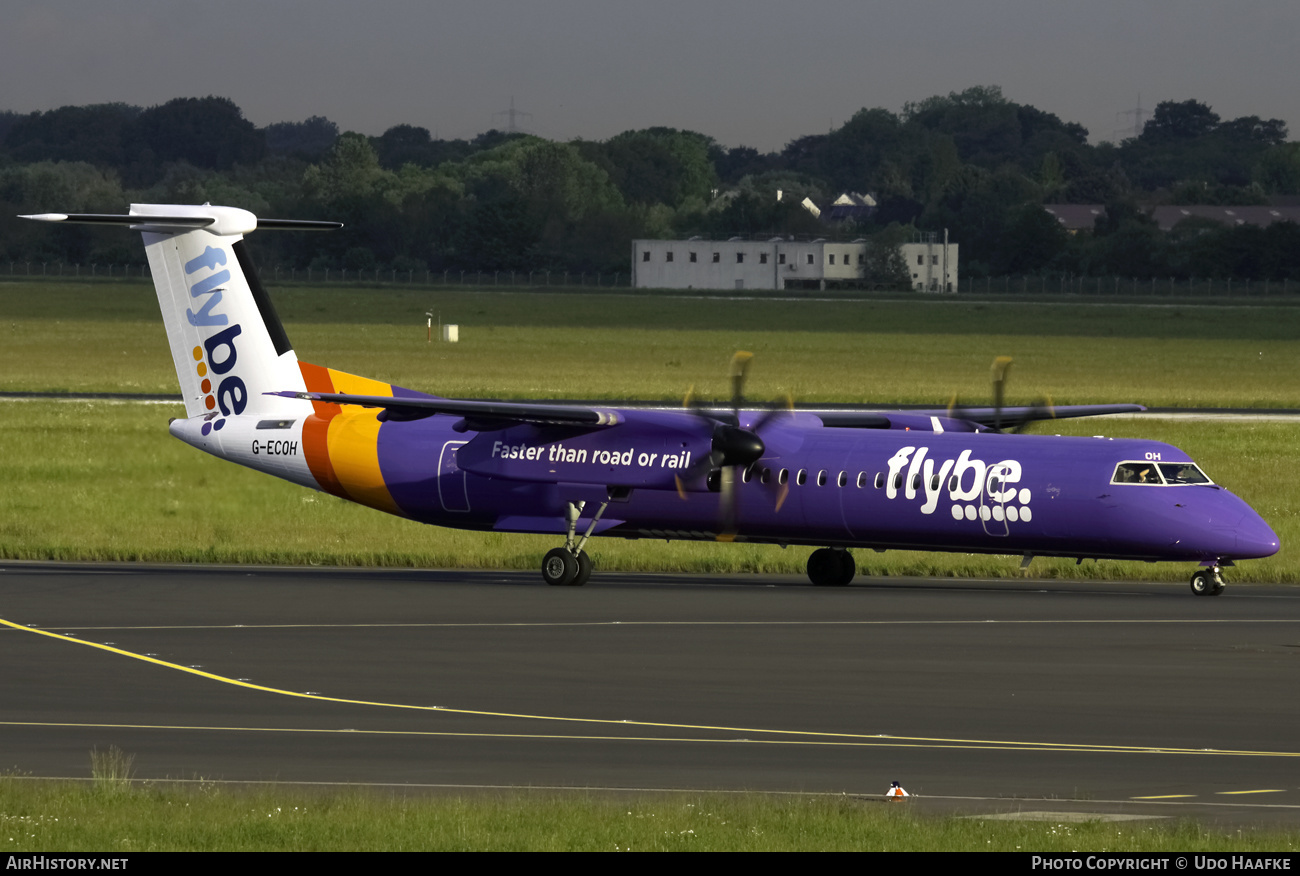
[1234,511,1280,559]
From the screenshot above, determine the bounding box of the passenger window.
[838,471,848,487]
[796,469,807,486]
[817,470,828,487]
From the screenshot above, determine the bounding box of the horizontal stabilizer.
[19,212,341,232]
[20,212,214,229]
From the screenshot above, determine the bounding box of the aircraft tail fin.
[21,205,340,422]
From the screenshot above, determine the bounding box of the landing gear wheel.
[573,550,592,587]
[1190,571,1211,596]
[542,548,578,586]
[835,550,856,586]
[808,548,855,587]
[1190,567,1225,597]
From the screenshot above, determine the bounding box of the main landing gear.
[807,547,856,587]
[1189,565,1226,596]
[542,500,609,587]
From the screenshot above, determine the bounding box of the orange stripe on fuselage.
[324,406,402,515]
[298,362,346,498]
[298,362,403,516]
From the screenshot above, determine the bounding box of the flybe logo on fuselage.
[184,246,247,436]
[885,445,1033,523]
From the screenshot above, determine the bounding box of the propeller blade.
[729,351,754,414]
[749,393,794,434]
[991,356,1012,432]
[1010,395,1055,434]
[772,479,789,513]
[679,352,789,534]
[717,466,738,542]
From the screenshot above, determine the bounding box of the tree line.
[4,88,1300,280]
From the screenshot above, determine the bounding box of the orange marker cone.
[886,780,909,800]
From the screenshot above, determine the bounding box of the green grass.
[1,777,1296,851]
[0,401,1296,581]
[3,283,1300,406]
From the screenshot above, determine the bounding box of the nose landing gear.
[1189,565,1225,596]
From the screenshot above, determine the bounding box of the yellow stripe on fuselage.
[323,368,402,516]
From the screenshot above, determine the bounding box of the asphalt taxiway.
[2,563,1299,825]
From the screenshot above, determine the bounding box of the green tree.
[862,224,911,286]
[1140,100,1220,143]
[1255,143,1300,194]
[992,204,1069,275]
[3,103,140,167]
[0,161,126,262]
[125,97,265,183]
[303,132,396,203]
[580,128,717,207]
[264,116,339,160]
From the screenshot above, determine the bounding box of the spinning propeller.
[949,356,1055,433]
[676,352,792,540]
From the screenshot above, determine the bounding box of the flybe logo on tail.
[184,246,247,436]
[185,246,231,326]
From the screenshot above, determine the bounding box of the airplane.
[21,203,1280,596]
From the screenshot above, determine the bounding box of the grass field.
[2,282,1298,581]
[4,282,1300,406]
[3,777,1296,852]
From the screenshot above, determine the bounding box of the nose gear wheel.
[1190,566,1225,596]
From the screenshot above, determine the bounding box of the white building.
[631,237,958,292]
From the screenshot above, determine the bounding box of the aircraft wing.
[941,403,1145,428]
[817,403,1145,432]
[269,391,623,428]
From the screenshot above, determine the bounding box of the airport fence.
[6,260,1300,299]
[959,274,1300,298]
[2,262,631,288]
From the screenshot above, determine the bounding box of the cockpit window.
[1158,462,1212,485]
[1112,461,1213,485]
[1112,462,1163,484]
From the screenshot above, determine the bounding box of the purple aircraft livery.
[21,205,1279,594]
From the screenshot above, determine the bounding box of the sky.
[3,0,1298,152]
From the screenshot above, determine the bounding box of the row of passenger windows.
[641,251,874,266]
[741,466,995,493]
[734,460,1212,491]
